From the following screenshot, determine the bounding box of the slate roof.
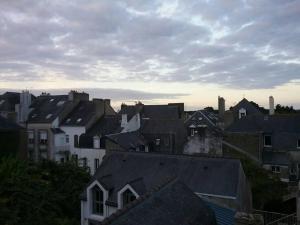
[141,118,185,134]
[226,114,300,133]
[185,110,221,134]
[105,132,147,150]
[87,115,121,136]
[28,95,69,123]
[205,200,236,225]
[61,101,96,126]
[0,92,20,111]
[0,116,22,131]
[100,180,217,225]
[50,128,65,134]
[231,98,264,117]
[119,104,181,120]
[85,152,245,207]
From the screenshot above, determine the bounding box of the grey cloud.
[0,0,300,89]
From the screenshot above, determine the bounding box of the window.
[191,128,195,136]
[122,189,136,207]
[92,186,104,215]
[164,137,170,147]
[297,139,300,149]
[155,139,160,146]
[82,157,87,168]
[74,135,79,147]
[76,118,82,123]
[60,158,65,163]
[28,130,34,144]
[94,159,99,172]
[66,135,69,143]
[39,131,48,145]
[239,108,247,119]
[46,114,52,119]
[271,166,280,173]
[264,135,272,147]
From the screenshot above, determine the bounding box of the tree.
[0,158,90,225]
[275,104,297,114]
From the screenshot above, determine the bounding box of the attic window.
[0,100,4,105]
[155,139,160,146]
[50,98,55,102]
[57,101,65,106]
[198,117,203,120]
[66,118,71,123]
[76,118,82,123]
[46,114,52,119]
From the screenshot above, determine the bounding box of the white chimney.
[269,96,274,115]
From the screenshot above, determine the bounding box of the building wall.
[60,126,86,154]
[223,132,262,160]
[73,147,106,175]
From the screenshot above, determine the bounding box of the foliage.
[275,104,297,114]
[0,158,90,225]
[241,158,288,210]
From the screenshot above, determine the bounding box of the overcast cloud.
[0,0,300,89]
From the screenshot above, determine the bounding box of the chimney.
[68,90,89,101]
[269,96,274,115]
[93,99,105,116]
[218,96,225,120]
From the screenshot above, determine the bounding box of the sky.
[0,0,300,110]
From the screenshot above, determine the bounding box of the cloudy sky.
[0,0,300,109]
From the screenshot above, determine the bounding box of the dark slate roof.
[0,116,22,131]
[231,98,264,117]
[0,92,20,111]
[205,200,236,225]
[87,115,121,136]
[119,104,181,120]
[50,128,65,134]
[226,114,300,133]
[141,118,185,134]
[61,101,95,126]
[100,180,217,225]
[105,132,147,150]
[87,152,243,205]
[262,151,290,166]
[185,110,221,134]
[28,95,69,123]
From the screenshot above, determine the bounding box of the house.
[96,180,218,225]
[26,92,78,162]
[184,110,222,155]
[0,91,35,125]
[225,114,300,182]
[80,151,252,224]
[60,97,115,172]
[0,115,27,159]
[117,103,187,154]
[222,97,271,128]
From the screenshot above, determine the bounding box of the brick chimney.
[68,90,89,102]
[218,96,225,120]
[92,98,105,117]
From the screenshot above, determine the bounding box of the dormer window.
[155,139,160,146]
[122,189,136,207]
[264,135,272,147]
[92,186,104,215]
[57,100,65,106]
[239,108,247,119]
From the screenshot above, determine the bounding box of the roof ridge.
[100,176,177,225]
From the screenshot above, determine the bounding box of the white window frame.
[94,158,99,172]
[271,166,281,173]
[87,181,108,220]
[239,108,247,119]
[117,184,139,209]
[191,128,195,136]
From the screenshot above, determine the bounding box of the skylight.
[32,114,37,118]
[50,98,55,102]
[0,100,5,105]
[76,118,82,123]
[46,114,52,119]
[66,118,71,123]
[57,100,65,106]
